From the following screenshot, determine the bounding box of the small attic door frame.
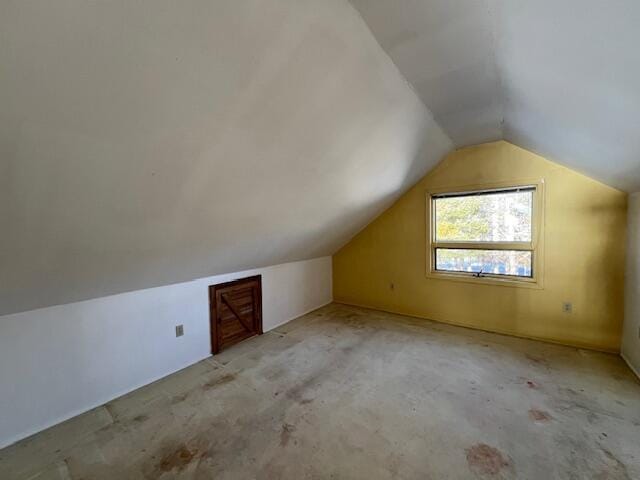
[209,275,263,354]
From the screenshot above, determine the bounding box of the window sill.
[426,270,543,289]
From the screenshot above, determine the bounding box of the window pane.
[434,190,533,242]
[435,249,533,278]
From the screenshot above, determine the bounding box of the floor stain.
[158,445,200,473]
[525,354,548,367]
[203,373,237,390]
[280,423,296,447]
[465,443,509,475]
[529,409,553,422]
[596,445,631,480]
[3,304,638,479]
[172,392,188,404]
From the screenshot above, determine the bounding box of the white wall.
[623,193,640,378]
[0,257,332,449]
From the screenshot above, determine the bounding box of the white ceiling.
[350,0,640,192]
[0,0,451,315]
[2,0,639,315]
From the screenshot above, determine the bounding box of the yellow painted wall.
[333,141,627,352]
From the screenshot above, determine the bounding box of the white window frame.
[426,179,545,289]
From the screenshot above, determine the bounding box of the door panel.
[209,275,262,354]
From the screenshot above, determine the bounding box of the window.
[427,182,543,286]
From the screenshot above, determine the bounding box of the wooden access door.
[209,275,262,354]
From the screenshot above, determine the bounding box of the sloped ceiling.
[3,0,638,316]
[0,0,452,315]
[350,0,640,192]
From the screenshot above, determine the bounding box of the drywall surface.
[0,257,332,449]
[350,0,640,192]
[0,0,451,315]
[350,0,503,147]
[334,141,627,351]
[622,193,640,377]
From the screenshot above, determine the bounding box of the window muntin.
[430,186,538,281]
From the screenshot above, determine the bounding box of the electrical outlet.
[175,325,184,337]
[562,302,572,314]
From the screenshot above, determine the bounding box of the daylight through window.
[430,186,538,280]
